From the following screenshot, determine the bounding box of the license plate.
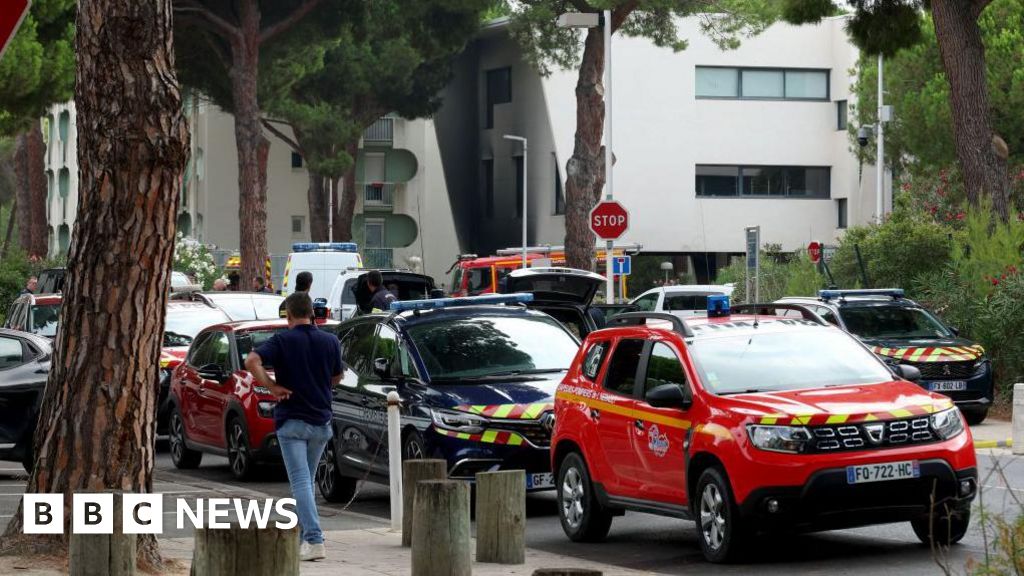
[928,380,967,392]
[526,472,554,490]
[847,460,920,484]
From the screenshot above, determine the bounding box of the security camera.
[857,126,872,148]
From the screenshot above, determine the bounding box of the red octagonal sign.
[590,200,629,240]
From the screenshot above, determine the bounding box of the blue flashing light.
[389,293,534,312]
[292,242,359,253]
[819,288,904,301]
[707,294,730,318]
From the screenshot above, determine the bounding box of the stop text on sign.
[590,200,629,240]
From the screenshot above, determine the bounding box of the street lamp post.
[503,135,528,267]
[557,9,614,302]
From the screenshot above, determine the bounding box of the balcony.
[361,182,398,210]
[363,117,394,145]
[362,247,393,269]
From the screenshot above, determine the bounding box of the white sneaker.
[300,542,327,562]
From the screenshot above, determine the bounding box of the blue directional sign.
[613,256,632,276]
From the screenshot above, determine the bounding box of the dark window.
[483,159,494,218]
[236,329,284,367]
[696,165,830,199]
[514,156,524,219]
[696,66,829,101]
[553,156,565,215]
[373,324,414,378]
[633,293,658,312]
[664,294,712,311]
[603,339,646,397]
[836,100,848,130]
[582,341,608,381]
[0,336,24,369]
[485,67,512,129]
[837,198,848,229]
[291,152,303,169]
[206,332,232,370]
[816,306,839,326]
[643,342,688,396]
[341,279,357,305]
[341,322,378,378]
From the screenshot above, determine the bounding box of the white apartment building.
[433,15,889,281]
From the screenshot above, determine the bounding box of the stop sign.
[590,200,629,240]
[0,0,30,62]
[808,241,822,263]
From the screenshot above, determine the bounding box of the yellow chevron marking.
[760,416,780,425]
[890,408,914,419]
[506,434,523,446]
[492,405,515,418]
[863,414,879,422]
[791,415,812,425]
[457,432,471,440]
[908,349,927,362]
[481,430,498,443]
[523,403,546,419]
[468,405,487,415]
[825,414,849,425]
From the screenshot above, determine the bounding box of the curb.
[975,438,1013,449]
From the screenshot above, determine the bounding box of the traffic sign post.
[590,200,629,303]
[0,0,30,62]
[612,255,631,276]
[745,226,760,303]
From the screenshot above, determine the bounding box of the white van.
[281,243,363,301]
[327,269,437,320]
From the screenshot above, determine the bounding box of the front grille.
[810,416,938,452]
[493,419,552,447]
[904,360,974,380]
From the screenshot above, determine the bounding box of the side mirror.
[645,383,692,410]
[430,288,445,299]
[895,364,922,383]
[198,363,228,382]
[373,357,391,379]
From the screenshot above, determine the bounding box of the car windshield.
[164,308,231,347]
[407,315,578,381]
[839,306,952,339]
[689,328,893,395]
[236,329,286,367]
[30,304,61,337]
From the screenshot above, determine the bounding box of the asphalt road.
[1,448,1019,574]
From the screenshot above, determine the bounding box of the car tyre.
[912,509,970,547]
[556,452,613,542]
[317,438,357,503]
[962,407,988,426]
[403,429,427,460]
[694,466,749,563]
[169,408,203,469]
[227,416,256,481]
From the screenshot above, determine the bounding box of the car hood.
[858,336,985,362]
[429,373,563,416]
[722,380,955,426]
[160,347,189,369]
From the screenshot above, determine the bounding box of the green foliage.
[715,250,825,303]
[173,233,219,290]
[0,244,65,324]
[0,0,75,134]
[949,199,1024,296]
[782,1,923,56]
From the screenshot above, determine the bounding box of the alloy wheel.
[317,442,336,496]
[404,436,424,460]
[700,483,727,551]
[170,414,185,463]
[561,467,585,529]
[228,422,248,477]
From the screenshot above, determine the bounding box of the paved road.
[1,448,1020,574]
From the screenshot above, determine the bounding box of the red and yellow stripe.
[433,428,526,446]
[872,345,984,363]
[756,399,955,426]
[454,403,553,420]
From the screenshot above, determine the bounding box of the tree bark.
[13,132,31,253]
[307,170,328,242]
[0,0,189,571]
[931,0,1010,221]
[335,141,359,243]
[26,125,48,258]
[2,196,17,259]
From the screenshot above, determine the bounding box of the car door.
[0,335,41,449]
[178,332,212,442]
[332,320,380,473]
[634,340,692,505]
[356,323,405,473]
[196,331,234,448]
[594,337,646,497]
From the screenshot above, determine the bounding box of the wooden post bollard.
[412,480,471,576]
[191,524,299,576]
[402,459,448,547]
[532,571,603,576]
[70,493,136,576]
[476,470,525,564]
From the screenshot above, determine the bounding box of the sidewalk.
[971,417,1012,451]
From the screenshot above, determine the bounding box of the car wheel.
[169,409,202,469]
[402,429,426,460]
[912,509,970,547]
[316,438,357,503]
[694,466,749,563]
[962,407,988,426]
[227,417,256,481]
[556,452,613,542]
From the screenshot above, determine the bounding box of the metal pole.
[327,176,334,241]
[522,140,528,268]
[387,391,402,532]
[604,8,614,303]
[876,53,884,221]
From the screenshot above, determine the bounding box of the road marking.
[975,438,1013,449]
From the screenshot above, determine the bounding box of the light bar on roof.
[390,293,534,312]
[292,242,359,253]
[819,288,904,301]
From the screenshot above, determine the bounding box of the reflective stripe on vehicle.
[454,402,554,420]
[433,427,526,446]
[756,399,954,426]
[872,344,985,363]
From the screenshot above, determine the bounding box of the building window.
[553,155,565,215]
[836,100,848,130]
[696,165,831,199]
[485,67,512,129]
[695,67,829,101]
[291,152,303,169]
[514,155,524,219]
[291,215,305,237]
[483,159,494,218]
[837,198,848,229]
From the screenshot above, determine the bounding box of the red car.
[551,307,977,563]
[168,318,340,480]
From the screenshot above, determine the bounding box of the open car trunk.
[354,272,436,314]
[504,268,610,339]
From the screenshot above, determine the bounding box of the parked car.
[315,294,580,503]
[778,289,994,425]
[168,318,340,480]
[502,267,628,339]
[3,293,62,339]
[326,269,437,321]
[281,242,363,300]
[191,291,285,321]
[551,308,976,563]
[0,328,51,472]
[629,285,734,317]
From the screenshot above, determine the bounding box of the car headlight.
[431,409,487,434]
[931,408,965,440]
[253,385,272,395]
[746,425,812,454]
[257,401,276,418]
[973,359,990,376]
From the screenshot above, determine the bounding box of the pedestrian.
[20,276,38,295]
[280,271,313,318]
[367,270,397,312]
[245,292,340,562]
[228,272,241,291]
[212,278,228,291]
[252,276,272,293]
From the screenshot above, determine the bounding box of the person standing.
[20,276,38,295]
[212,278,228,291]
[367,270,397,312]
[280,271,313,317]
[228,271,241,291]
[245,293,341,562]
[252,276,273,293]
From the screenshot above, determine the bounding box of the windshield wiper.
[719,388,765,395]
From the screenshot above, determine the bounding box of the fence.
[363,117,394,144]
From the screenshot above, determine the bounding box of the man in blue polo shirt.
[245,292,341,562]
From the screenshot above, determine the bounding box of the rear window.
[664,293,723,312]
[838,306,951,339]
[582,341,608,381]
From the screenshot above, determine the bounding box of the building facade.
[434,15,889,281]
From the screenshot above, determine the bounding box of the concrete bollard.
[1013,383,1024,455]
[191,524,299,576]
[70,492,135,576]
[402,459,448,547]
[412,480,471,576]
[476,470,526,564]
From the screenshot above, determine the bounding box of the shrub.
[716,250,825,303]
[173,233,218,290]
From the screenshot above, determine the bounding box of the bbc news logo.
[23,494,297,534]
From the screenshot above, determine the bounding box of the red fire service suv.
[551,302,977,563]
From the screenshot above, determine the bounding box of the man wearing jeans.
[246,292,341,561]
